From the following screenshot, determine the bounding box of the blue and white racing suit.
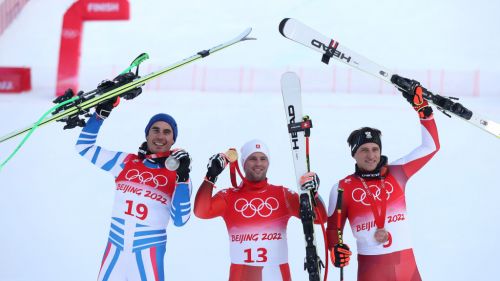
[76,114,191,281]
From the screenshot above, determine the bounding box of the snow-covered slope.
[1,1,499,281]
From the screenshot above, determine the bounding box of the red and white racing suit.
[195,179,327,281]
[327,116,440,281]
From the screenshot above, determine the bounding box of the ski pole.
[303,116,329,281]
[335,187,345,281]
[0,97,77,172]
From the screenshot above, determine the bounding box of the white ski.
[282,72,308,181]
[281,72,323,281]
[279,18,500,139]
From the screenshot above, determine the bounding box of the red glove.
[412,86,433,118]
[330,243,352,268]
[402,85,433,119]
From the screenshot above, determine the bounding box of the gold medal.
[224,148,238,163]
[374,228,389,243]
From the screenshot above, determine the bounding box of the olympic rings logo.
[352,181,394,206]
[124,169,168,189]
[234,197,279,218]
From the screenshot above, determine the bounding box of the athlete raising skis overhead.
[74,77,192,281]
[327,86,440,281]
[194,139,327,281]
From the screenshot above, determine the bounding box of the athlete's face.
[243,152,269,182]
[353,143,381,172]
[146,121,174,154]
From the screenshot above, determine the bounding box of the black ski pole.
[335,187,345,281]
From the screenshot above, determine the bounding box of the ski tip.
[240,27,257,41]
[281,71,299,80]
[280,71,301,91]
[241,27,252,37]
[278,18,290,37]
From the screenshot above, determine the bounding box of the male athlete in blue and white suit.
[75,97,191,281]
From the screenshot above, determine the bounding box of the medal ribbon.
[145,151,171,160]
[358,177,387,229]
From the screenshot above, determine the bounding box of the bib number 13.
[244,248,268,263]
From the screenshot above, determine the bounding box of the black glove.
[95,96,119,120]
[300,172,320,194]
[205,153,227,184]
[171,149,191,183]
[330,243,352,268]
[137,142,149,160]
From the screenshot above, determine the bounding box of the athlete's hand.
[171,149,191,183]
[300,172,320,193]
[95,96,120,120]
[399,81,433,119]
[205,153,227,184]
[330,243,352,268]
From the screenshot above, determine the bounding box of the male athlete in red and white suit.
[327,85,440,281]
[194,139,327,281]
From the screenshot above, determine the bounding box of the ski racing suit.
[76,114,192,281]
[195,179,327,281]
[327,116,440,281]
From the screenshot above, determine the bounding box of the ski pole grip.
[335,188,344,244]
[335,189,343,213]
[120,53,150,75]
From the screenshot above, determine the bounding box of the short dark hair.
[347,127,382,156]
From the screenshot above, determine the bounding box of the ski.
[0,28,255,144]
[279,18,500,139]
[281,71,323,281]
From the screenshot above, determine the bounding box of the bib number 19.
[124,200,148,220]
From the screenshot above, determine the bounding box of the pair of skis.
[0,28,254,170]
[0,28,254,144]
[279,18,500,139]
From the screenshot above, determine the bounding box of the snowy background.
[1,0,499,280]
